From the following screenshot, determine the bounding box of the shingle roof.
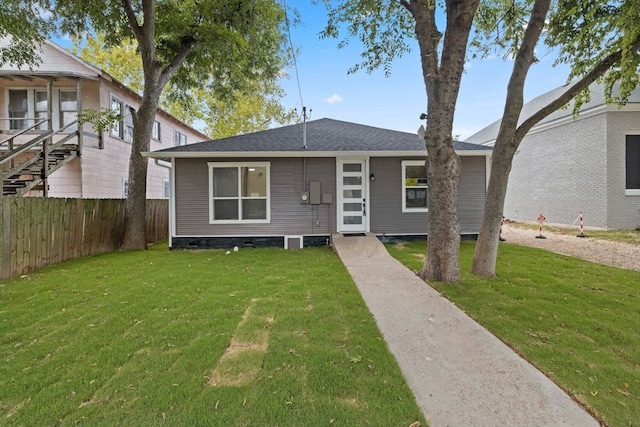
[153,118,491,154]
[465,80,640,146]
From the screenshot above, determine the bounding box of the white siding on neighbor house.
[0,40,95,77]
[606,112,640,229]
[1,40,205,199]
[503,113,609,227]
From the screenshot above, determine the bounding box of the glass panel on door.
[339,160,367,232]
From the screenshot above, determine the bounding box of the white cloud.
[324,94,344,104]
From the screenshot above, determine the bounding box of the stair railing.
[0,118,50,169]
[1,119,80,198]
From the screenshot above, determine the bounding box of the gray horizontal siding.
[370,156,486,235]
[175,155,486,238]
[175,157,336,236]
[459,156,487,233]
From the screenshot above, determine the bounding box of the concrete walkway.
[332,233,598,427]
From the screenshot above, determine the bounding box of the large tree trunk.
[470,140,518,276]
[418,119,461,282]
[471,0,551,277]
[409,0,479,283]
[119,0,189,250]
[121,65,163,250]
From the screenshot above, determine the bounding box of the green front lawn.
[387,241,640,427]
[0,244,425,426]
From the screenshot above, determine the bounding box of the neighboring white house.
[0,39,207,198]
[466,81,640,230]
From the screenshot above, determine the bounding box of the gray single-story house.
[144,118,492,249]
[466,81,640,229]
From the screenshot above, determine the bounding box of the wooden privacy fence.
[1,198,168,280]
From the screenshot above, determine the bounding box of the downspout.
[154,158,173,248]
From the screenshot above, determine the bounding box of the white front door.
[337,159,368,233]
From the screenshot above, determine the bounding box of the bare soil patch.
[501,224,640,272]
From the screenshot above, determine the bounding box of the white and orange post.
[536,214,547,239]
[577,212,587,238]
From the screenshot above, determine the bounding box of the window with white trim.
[110,96,123,139]
[152,120,161,141]
[162,179,170,199]
[174,130,187,146]
[8,89,28,130]
[626,135,640,195]
[35,90,48,130]
[110,95,135,142]
[122,178,129,198]
[402,160,428,212]
[6,88,78,131]
[59,90,78,130]
[208,162,270,223]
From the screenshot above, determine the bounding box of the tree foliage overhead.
[473,0,640,109]
[0,0,53,66]
[73,34,296,138]
[321,1,415,76]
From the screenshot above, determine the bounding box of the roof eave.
[142,149,491,159]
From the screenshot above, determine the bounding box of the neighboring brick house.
[466,82,640,230]
[1,39,207,198]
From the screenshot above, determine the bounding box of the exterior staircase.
[1,122,80,197]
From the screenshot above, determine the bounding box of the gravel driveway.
[500,223,640,272]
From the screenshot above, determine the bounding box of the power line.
[282,0,305,112]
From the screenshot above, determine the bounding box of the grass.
[0,244,425,426]
[386,241,640,427]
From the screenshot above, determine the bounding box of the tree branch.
[493,0,550,142]
[121,0,144,42]
[515,32,640,141]
[159,37,196,88]
[404,0,441,85]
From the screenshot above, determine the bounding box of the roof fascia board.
[142,149,491,159]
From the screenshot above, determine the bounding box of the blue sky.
[53,3,572,140]
[281,3,572,139]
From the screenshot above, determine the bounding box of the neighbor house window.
[152,120,161,141]
[8,89,28,130]
[208,162,270,223]
[35,90,48,130]
[163,179,170,199]
[6,88,78,131]
[122,178,129,198]
[59,90,78,130]
[110,95,134,142]
[110,96,124,139]
[402,160,428,212]
[626,135,640,195]
[174,130,187,146]
[124,108,134,142]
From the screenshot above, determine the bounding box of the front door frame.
[336,158,370,233]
